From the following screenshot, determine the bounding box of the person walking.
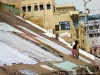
[72,40,79,58]
[91,41,97,55]
[23,12,26,18]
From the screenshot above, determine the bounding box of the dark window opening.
[89,34,94,38]
[83,40,84,43]
[85,27,86,31]
[22,6,26,12]
[28,6,31,12]
[55,25,59,31]
[97,33,100,37]
[95,33,98,37]
[89,26,93,30]
[34,5,38,11]
[39,5,43,10]
[83,31,85,35]
[95,25,99,29]
[81,30,82,33]
[53,7,55,12]
[47,4,51,10]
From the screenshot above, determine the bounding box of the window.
[95,25,99,29]
[97,33,100,37]
[47,4,51,10]
[53,6,55,12]
[85,27,86,31]
[34,5,38,11]
[83,31,85,35]
[89,26,93,30]
[59,21,70,30]
[55,25,59,31]
[73,18,78,28]
[81,30,82,33]
[39,5,43,10]
[89,34,94,38]
[83,40,84,43]
[94,34,96,37]
[22,6,26,12]
[28,6,31,12]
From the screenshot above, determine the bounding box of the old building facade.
[0,0,87,50]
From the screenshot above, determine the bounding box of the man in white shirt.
[72,41,75,47]
[91,41,97,55]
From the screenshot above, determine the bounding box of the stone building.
[0,0,87,50]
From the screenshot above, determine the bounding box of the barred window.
[55,25,59,31]
[34,5,38,11]
[22,6,26,12]
[89,34,94,38]
[39,5,43,10]
[47,4,51,10]
[28,6,31,12]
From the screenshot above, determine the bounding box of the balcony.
[69,11,79,17]
[86,19,100,26]
[87,29,100,34]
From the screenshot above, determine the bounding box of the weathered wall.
[56,7,75,13]
[44,13,77,43]
[20,0,55,17]
[1,0,86,45]
[2,4,20,15]
[26,16,44,27]
[79,23,86,50]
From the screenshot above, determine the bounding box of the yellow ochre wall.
[79,23,86,50]
[44,13,77,43]
[0,0,87,51]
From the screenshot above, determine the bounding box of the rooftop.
[56,4,75,8]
